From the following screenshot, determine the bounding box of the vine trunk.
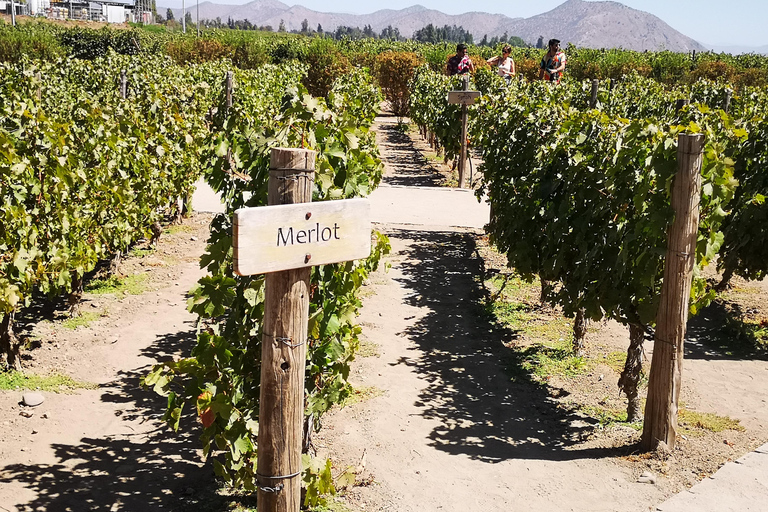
[619,323,645,423]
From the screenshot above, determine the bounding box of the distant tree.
[166,8,174,21]
[263,25,273,32]
[509,35,527,48]
[413,23,435,43]
[278,19,286,32]
[332,25,365,40]
[301,18,309,33]
[156,13,165,24]
[380,25,401,40]
[317,23,322,34]
[363,24,375,37]
[228,17,235,29]
[479,34,488,46]
[536,35,544,48]
[184,12,193,29]
[414,24,472,44]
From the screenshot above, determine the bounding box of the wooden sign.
[447,90,481,105]
[233,198,371,275]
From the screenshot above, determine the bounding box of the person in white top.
[487,45,515,83]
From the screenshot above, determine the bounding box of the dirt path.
[317,228,665,511]
[314,115,768,512]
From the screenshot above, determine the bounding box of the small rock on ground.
[22,392,45,407]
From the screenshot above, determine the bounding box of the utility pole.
[10,0,16,26]
[182,0,186,33]
[196,0,200,36]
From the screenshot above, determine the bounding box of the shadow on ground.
[685,299,768,362]
[0,327,235,512]
[375,119,449,188]
[385,226,628,464]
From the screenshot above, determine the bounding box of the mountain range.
[163,0,709,52]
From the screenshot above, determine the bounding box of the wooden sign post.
[233,148,370,512]
[447,77,480,189]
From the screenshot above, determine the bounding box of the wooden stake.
[458,75,469,188]
[589,79,599,109]
[225,71,234,112]
[120,70,127,100]
[256,148,316,512]
[223,71,235,170]
[724,89,732,114]
[641,133,704,452]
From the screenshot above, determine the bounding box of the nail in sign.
[233,198,371,275]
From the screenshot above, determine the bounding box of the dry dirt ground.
[0,217,217,511]
[0,113,767,512]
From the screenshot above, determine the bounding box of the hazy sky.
[168,0,765,48]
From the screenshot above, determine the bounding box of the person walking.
[487,45,515,83]
[539,39,566,83]
[447,43,475,76]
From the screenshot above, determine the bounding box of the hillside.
[161,0,705,52]
[501,0,704,52]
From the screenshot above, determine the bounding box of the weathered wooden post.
[233,148,371,512]
[221,70,235,209]
[447,77,480,189]
[112,67,128,271]
[35,72,42,102]
[120,70,127,100]
[458,75,469,188]
[724,89,732,114]
[256,148,314,512]
[589,79,599,109]
[641,133,704,452]
[225,70,234,111]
